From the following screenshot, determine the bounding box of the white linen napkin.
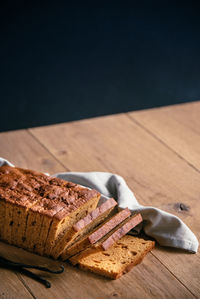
[0,157,198,253]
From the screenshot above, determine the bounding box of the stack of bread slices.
[0,165,155,279]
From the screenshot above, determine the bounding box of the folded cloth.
[0,157,198,253]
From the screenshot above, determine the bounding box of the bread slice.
[51,198,117,259]
[61,208,131,260]
[0,165,100,257]
[97,213,143,250]
[69,213,142,264]
[70,235,155,279]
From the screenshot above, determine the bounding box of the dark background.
[1,1,200,132]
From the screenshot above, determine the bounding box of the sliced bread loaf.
[70,235,155,279]
[51,198,117,259]
[0,165,100,256]
[61,208,131,260]
[69,213,142,264]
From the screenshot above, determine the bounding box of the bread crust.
[88,208,131,244]
[73,198,117,232]
[51,198,117,259]
[0,165,100,255]
[101,213,143,250]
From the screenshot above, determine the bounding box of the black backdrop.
[1,1,200,132]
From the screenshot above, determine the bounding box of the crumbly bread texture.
[0,165,100,255]
[51,198,117,259]
[61,208,131,260]
[70,235,155,279]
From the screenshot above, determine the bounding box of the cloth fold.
[0,157,198,253]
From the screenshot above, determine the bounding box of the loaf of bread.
[70,235,155,279]
[61,208,131,260]
[51,197,117,259]
[0,165,155,281]
[0,165,100,255]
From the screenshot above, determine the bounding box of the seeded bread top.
[0,165,100,220]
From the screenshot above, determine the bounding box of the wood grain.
[0,242,193,299]
[0,103,199,298]
[0,128,191,298]
[0,130,66,174]
[30,111,200,297]
[30,114,200,233]
[0,267,33,299]
[128,101,200,171]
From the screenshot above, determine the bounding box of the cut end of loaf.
[60,208,132,261]
[51,197,117,259]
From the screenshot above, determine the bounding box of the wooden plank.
[0,127,194,298]
[0,130,66,173]
[0,242,193,299]
[128,102,200,295]
[128,101,200,171]
[30,113,200,297]
[0,267,33,299]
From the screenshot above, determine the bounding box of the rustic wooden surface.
[0,102,199,299]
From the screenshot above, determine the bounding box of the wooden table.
[0,102,199,299]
